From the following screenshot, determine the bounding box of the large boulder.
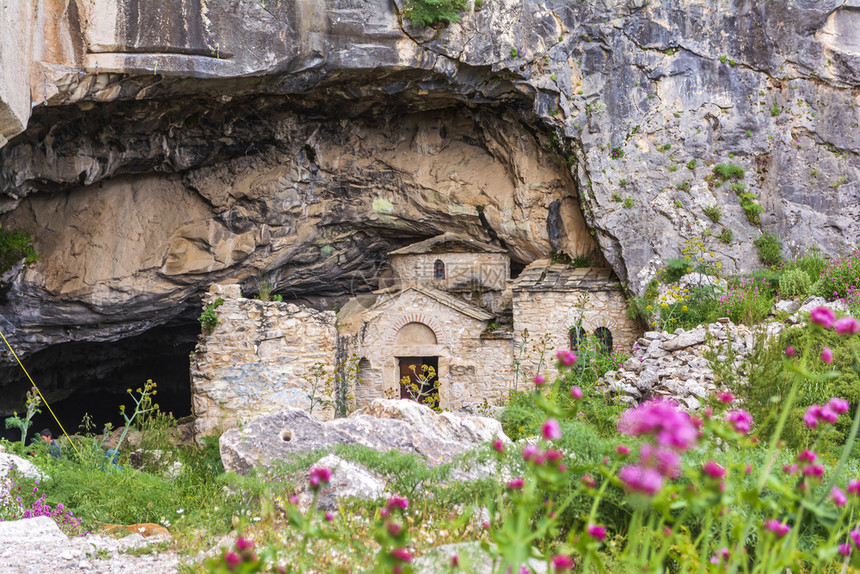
[0,452,46,480]
[293,455,387,512]
[219,399,510,475]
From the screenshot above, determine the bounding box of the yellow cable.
[0,329,81,458]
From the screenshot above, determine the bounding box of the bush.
[718,277,774,324]
[198,297,224,335]
[0,228,37,274]
[818,248,860,300]
[778,268,811,298]
[713,163,745,181]
[754,234,783,266]
[402,0,467,27]
[703,205,721,222]
[661,258,690,284]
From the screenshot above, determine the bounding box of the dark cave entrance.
[0,319,197,443]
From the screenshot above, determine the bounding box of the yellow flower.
[716,262,723,268]
[646,305,653,311]
[682,305,688,312]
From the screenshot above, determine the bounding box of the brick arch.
[386,313,448,347]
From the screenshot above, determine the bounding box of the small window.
[434,259,445,280]
[569,325,584,352]
[594,327,613,355]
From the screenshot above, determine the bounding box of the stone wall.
[190,284,337,438]
[343,289,513,411]
[513,288,640,381]
[391,252,509,293]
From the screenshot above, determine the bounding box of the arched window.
[569,325,584,352]
[594,327,613,355]
[434,259,445,280]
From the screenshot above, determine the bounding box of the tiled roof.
[388,233,506,256]
[511,260,623,292]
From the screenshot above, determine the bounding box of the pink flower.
[386,496,409,511]
[616,445,630,456]
[834,317,860,335]
[830,397,850,414]
[309,466,332,489]
[798,450,817,463]
[492,439,505,453]
[832,487,848,506]
[450,554,459,567]
[325,511,334,521]
[839,543,852,556]
[764,520,790,538]
[391,547,412,563]
[556,349,578,366]
[534,374,547,386]
[848,479,860,495]
[586,524,607,541]
[522,444,541,462]
[726,409,753,434]
[702,460,726,479]
[804,404,822,428]
[224,551,241,570]
[745,464,753,475]
[820,405,839,423]
[546,449,563,463]
[639,444,681,478]
[810,306,836,329]
[786,346,796,356]
[581,474,595,488]
[236,537,254,551]
[717,392,735,404]
[619,465,664,495]
[821,347,833,364]
[570,386,583,399]
[617,399,698,451]
[551,554,574,571]
[542,418,562,441]
[386,521,403,536]
[709,547,730,565]
[782,464,798,475]
[802,464,824,478]
[507,478,525,490]
[851,530,860,549]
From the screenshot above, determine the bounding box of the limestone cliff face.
[0,0,859,364]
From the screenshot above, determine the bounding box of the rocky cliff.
[0,0,858,399]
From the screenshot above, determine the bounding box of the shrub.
[718,277,774,324]
[622,197,634,208]
[0,228,37,274]
[661,258,691,284]
[778,268,811,298]
[402,0,467,27]
[718,228,734,243]
[198,297,224,335]
[713,163,745,181]
[740,193,763,225]
[703,205,721,222]
[677,180,691,192]
[754,234,783,266]
[818,249,860,300]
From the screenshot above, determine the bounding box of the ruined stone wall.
[190,284,336,438]
[391,252,509,292]
[512,289,640,382]
[346,289,513,411]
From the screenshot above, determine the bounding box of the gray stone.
[0,453,45,480]
[0,516,66,543]
[636,369,660,390]
[662,328,707,351]
[295,455,386,512]
[220,400,509,475]
[774,299,801,314]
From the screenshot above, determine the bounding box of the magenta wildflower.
[702,460,726,479]
[821,347,834,364]
[798,450,817,463]
[386,521,403,536]
[783,464,798,475]
[804,404,821,428]
[386,495,409,511]
[710,547,730,565]
[309,466,332,489]
[619,465,664,495]
[570,386,583,399]
[507,478,525,490]
[851,530,860,549]
[581,475,595,488]
[834,316,860,335]
[586,524,607,541]
[717,391,735,404]
[616,445,630,456]
[534,374,546,386]
[832,487,848,506]
[639,444,681,478]
[542,418,562,441]
[522,444,541,462]
[848,479,860,495]
[764,520,790,538]
[325,511,334,521]
[391,547,412,563]
[492,439,505,453]
[556,349,578,366]
[839,543,852,556]
[224,551,241,570]
[786,346,796,356]
[830,397,850,414]
[820,404,839,423]
[236,537,254,551]
[617,399,698,451]
[802,464,824,478]
[810,306,836,329]
[725,409,753,434]
[451,554,459,567]
[551,554,574,571]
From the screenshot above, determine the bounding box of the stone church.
[190,234,639,436]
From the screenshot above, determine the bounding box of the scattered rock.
[220,400,509,475]
[774,299,801,315]
[0,452,46,480]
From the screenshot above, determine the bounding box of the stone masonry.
[190,284,336,438]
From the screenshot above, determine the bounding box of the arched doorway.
[394,322,440,408]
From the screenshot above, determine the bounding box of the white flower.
[176,508,184,514]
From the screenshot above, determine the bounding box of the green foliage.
[718,228,734,243]
[778,268,812,298]
[770,103,782,116]
[610,146,624,159]
[713,163,745,181]
[199,297,224,335]
[686,159,697,170]
[256,274,277,302]
[402,0,467,28]
[622,197,634,208]
[661,258,691,284]
[739,192,763,225]
[703,205,721,222]
[719,277,775,324]
[0,228,38,274]
[754,234,783,266]
[4,388,42,447]
[818,249,860,300]
[611,192,622,203]
[677,180,691,192]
